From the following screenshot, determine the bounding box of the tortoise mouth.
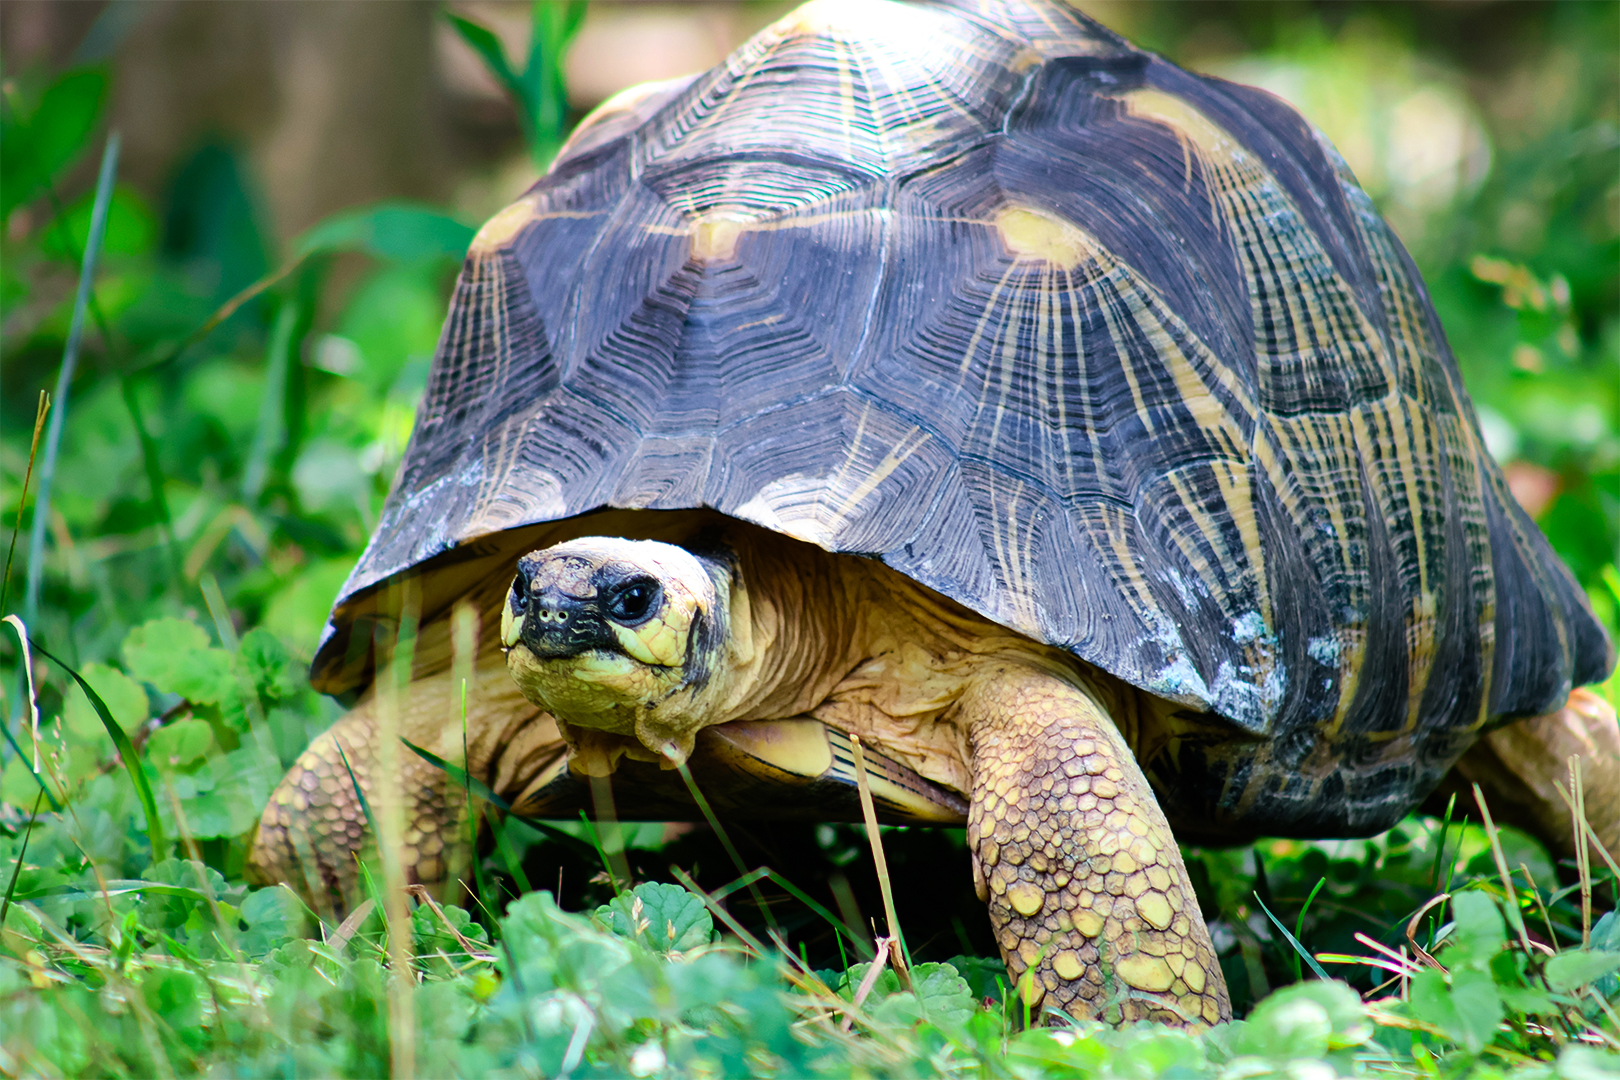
[515,587,620,660]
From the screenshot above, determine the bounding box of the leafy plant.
[446,1,588,167]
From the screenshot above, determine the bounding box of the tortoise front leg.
[247,659,558,915]
[961,664,1230,1027]
[247,695,470,916]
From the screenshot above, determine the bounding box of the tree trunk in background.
[5,0,456,243]
[246,1,448,238]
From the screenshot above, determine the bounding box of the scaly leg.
[962,663,1230,1027]
[247,655,558,915]
[247,690,468,916]
[1441,688,1620,862]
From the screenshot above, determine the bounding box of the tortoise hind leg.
[1432,687,1620,863]
[960,663,1230,1028]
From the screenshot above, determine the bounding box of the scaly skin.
[247,703,468,916]
[963,664,1229,1026]
[247,648,561,916]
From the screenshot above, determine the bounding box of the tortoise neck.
[695,533,860,726]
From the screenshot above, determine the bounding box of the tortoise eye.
[607,580,660,625]
[510,578,529,613]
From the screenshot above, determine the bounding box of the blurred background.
[2,0,1615,668]
[1,0,1615,1013]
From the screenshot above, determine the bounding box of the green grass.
[2,2,1618,1075]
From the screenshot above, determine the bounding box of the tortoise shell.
[313,0,1612,834]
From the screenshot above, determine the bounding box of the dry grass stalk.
[1572,755,1592,946]
[373,582,420,1079]
[0,391,50,617]
[847,733,911,992]
[1473,784,1534,955]
[1404,893,1449,971]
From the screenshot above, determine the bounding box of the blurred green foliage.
[0,1,1616,1074]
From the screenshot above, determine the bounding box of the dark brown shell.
[313,0,1612,834]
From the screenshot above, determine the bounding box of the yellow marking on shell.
[1074,909,1104,938]
[1052,951,1085,981]
[835,425,931,522]
[1137,891,1174,931]
[1123,89,1236,158]
[468,193,540,255]
[1183,960,1207,994]
[689,214,749,263]
[501,603,522,648]
[1008,883,1046,917]
[1116,954,1176,993]
[995,205,1092,269]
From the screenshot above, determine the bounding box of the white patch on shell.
[1211,657,1287,732]
[1231,611,1267,645]
[1307,635,1342,667]
[1146,652,1212,704]
[1164,567,1201,610]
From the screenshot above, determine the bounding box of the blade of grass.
[668,864,766,957]
[198,573,239,652]
[1519,862,1560,952]
[1,789,46,932]
[34,174,183,601]
[827,871,872,959]
[25,133,120,624]
[574,809,623,898]
[0,392,50,619]
[243,297,299,501]
[1291,877,1327,982]
[460,680,495,927]
[1404,893,1449,970]
[1572,756,1591,947]
[0,718,60,810]
[1254,891,1331,980]
[328,898,379,954]
[847,734,909,983]
[707,865,874,960]
[1473,784,1533,955]
[1552,777,1620,883]
[585,771,631,891]
[398,736,597,863]
[335,740,377,842]
[3,616,43,777]
[449,603,490,924]
[1429,790,1457,894]
[674,759,781,939]
[489,806,534,895]
[118,377,182,594]
[31,636,165,859]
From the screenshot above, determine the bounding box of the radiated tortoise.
[248,0,1618,1027]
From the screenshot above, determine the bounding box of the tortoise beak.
[511,578,617,659]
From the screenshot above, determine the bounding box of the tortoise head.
[502,537,730,763]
